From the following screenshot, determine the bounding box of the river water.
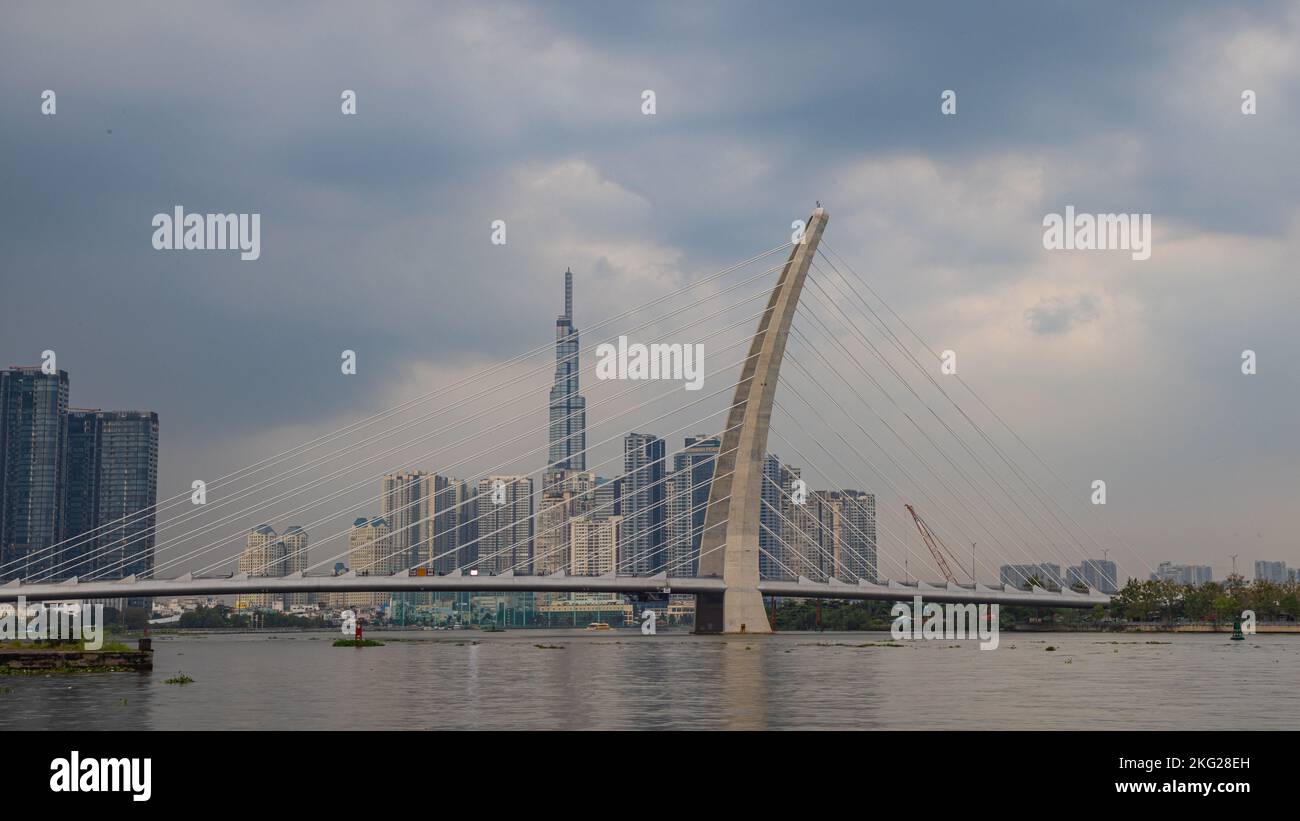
[2,630,1296,730]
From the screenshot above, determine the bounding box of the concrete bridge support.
[695,207,828,634]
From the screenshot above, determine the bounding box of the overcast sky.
[2,1,1297,582]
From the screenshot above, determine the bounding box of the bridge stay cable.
[775,345,1045,586]
[67,307,764,584]
[785,300,1086,586]
[2,243,793,579]
[800,268,1105,586]
[130,305,768,582]
[50,257,786,583]
[819,242,1145,587]
[260,351,763,581]
[765,422,1026,588]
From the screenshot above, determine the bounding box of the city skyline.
[6,251,1292,591]
[0,367,159,584]
[6,0,1300,758]
[4,2,1298,582]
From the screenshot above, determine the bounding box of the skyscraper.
[1254,560,1289,584]
[834,490,877,583]
[427,475,460,575]
[590,478,620,522]
[64,410,159,580]
[570,513,621,575]
[665,470,692,576]
[664,435,719,577]
[380,471,435,571]
[442,477,476,574]
[0,367,69,579]
[534,470,595,575]
[1071,557,1118,593]
[620,433,665,575]
[788,488,836,579]
[281,526,309,608]
[769,483,875,582]
[1150,561,1212,586]
[346,517,393,609]
[238,524,285,609]
[547,268,586,473]
[759,454,789,580]
[1,367,159,588]
[61,409,102,574]
[474,475,533,574]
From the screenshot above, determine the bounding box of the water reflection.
[2,630,1297,730]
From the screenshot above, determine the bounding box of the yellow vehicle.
[585,622,611,631]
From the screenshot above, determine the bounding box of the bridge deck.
[0,573,1109,608]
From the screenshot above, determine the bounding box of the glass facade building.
[620,433,665,575]
[65,410,159,580]
[759,454,791,580]
[665,435,718,577]
[1,367,159,585]
[0,368,70,579]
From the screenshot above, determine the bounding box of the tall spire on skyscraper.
[564,267,572,321]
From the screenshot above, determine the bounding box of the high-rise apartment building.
[238,524,285,609]
[0,367,69,579]
[759,454,791,580]
[346,516,394,610]
[440,477,475,574]
[535,469,595,575]
[1065,558,1118,593]
[620,433,665,575]
[63,410,159,580]
[1150,561,1212,586]
[281,526,309,608]
[61,409,101,574]
[590,478,620,522]
[474,475,532,574]
[1254,560,1290,584]
[833,489,877,583]
[664,435,718,577]
[790,489,837,579]
[770,483,877,583]
[570,513,621,576]
[1,367,159,587]
[425,475,459,575]
[380,471,436,571]
[665,470,692,576]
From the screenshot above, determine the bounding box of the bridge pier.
[694,206,829,635]
[694,588,769,635]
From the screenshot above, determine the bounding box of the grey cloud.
[1,1,1298,574]
[1024,294,1101,335]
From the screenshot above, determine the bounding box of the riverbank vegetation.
[1101,576,1298,624]
[770,576,1298,631]
[0,639,134,652]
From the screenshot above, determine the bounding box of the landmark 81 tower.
[547,268,586,472]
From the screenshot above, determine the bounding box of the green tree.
[1153,579,1181,624]
[1183,582,1214,622]
[1210,594,1238,625]
[1280,591,1299,622]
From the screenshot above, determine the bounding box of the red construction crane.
[905,503,959,584]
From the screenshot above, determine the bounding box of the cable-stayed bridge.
[0,206,1122,630]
